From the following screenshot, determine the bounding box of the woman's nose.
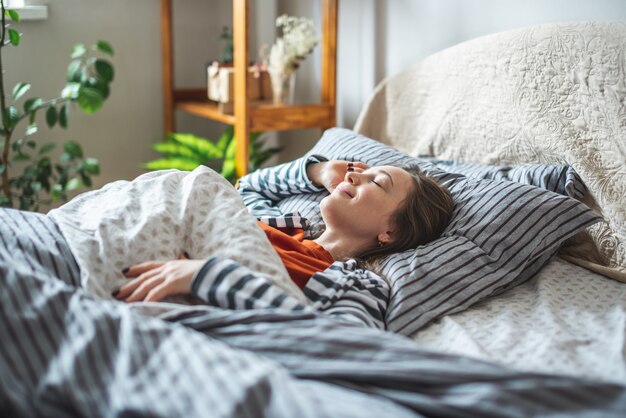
[345,171,358,184]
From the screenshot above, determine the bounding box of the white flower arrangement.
[265,14,319,77]
[261,14,319,104]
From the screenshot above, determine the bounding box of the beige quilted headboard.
[355,22,626,278]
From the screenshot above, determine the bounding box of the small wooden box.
[207,65,272,104]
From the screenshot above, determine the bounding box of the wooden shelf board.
[250,104,334,131]
[174,96,334,132]
[174,100,236,125]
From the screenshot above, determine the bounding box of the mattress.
[411,256,626,384]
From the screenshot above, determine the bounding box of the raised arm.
[237,154,327,218]
[237,155,368,218]
[190,256,389,330]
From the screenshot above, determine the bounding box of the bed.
[1,21,626,417]
[353,20,626,385]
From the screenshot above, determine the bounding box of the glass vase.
[270,70,296,106]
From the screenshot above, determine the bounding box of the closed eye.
[371,180,383,188]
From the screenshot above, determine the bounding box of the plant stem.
[0,0,11,203]
[15,97,71,125]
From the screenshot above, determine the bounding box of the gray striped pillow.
[420,158,587,199]
[276,128,601,335]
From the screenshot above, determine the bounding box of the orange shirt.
[257,221,334,289]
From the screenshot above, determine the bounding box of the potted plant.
[0,0,114,211]
[144,127,281,185]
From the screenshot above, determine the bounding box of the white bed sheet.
[411,257,626,384]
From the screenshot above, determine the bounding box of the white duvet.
[49,167,306,306]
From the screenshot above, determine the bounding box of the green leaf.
[63,140,83,158]
[79,172,92,187]
[13,153,31,162]
[8,28,20,46]
[95,40,114,56]
[220,136,237,181]
[143,157,202,171]
[25,123,38,136]
[80,158,100,175]
[216,126,234,151]
[12,83,31,101]
[0,194,10,207]
[77,86,104,113]
[39,143,56,155]
[24,97,43,113]
[11,137,23,152]
[169,133,223,159]
[66,60,82,83]
[51,184,63,200]
[66,178,82,191]
[85,77,110,99]
[30,181,42,194]
[4,106,20,130]
[153,141,205,161]
[71,43,87,59]
[19,196,33,211]
[6,9,20,22]
[61,83,81,99]
[59,104,69,128]
[46,106,58,128]
[94,59,114,82]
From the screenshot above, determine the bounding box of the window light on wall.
[5,0,48,21]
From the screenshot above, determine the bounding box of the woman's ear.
[377,231,393,245]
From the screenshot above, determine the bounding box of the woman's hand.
[307,160,368,192]
[113,256,205,303]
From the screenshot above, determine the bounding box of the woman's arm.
[191,257,389,330]
[115,257,389,330]
[237,154,328,218]
[237,155,368,218]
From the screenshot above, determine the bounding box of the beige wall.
[6,0,232,191]
[6,0,626,195]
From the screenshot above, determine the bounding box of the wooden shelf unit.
[161,0,338,177]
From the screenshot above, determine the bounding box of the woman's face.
[320,165,414,244]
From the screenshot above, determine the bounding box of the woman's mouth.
[337,184,354,198]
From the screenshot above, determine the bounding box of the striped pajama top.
[190,155,390,330]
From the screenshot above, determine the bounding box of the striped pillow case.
[276,128,601,336]
[420,158,587,199]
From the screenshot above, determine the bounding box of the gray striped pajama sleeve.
[191,256,389,330]
[237,154,327,218]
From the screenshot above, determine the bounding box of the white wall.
[277,0,626,159]
[5,0,626,193]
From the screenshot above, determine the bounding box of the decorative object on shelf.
[262,14,319,106]
[144,127,281,184]
[207,25,272,114]
[207,62,271,114]
[218,26,234,64]
[0,1,114,211]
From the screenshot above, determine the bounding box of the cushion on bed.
[420,158,587,200]
[276,128,601,335]
[354,22,626,276]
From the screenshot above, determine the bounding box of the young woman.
[114,155,454,329]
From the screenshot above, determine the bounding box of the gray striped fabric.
[420,158,587,199]
[2,208,625,417]
[271,128,601,335]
